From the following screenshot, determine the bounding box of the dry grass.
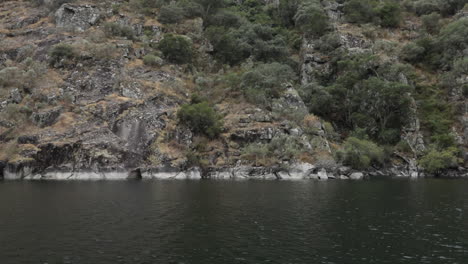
[51,112,79,133]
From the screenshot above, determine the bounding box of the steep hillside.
[0,0,467,179]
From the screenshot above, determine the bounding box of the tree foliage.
[302,53,413,144]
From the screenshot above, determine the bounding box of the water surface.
[0,179,467,264]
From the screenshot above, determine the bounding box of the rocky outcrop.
[55,4,101,32]
[402,97,426,155]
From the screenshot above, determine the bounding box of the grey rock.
[402,97,426,154]
[339,175,349,180]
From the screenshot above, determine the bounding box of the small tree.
[158,34,194,64]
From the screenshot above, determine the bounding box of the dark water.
[1,179,468,264]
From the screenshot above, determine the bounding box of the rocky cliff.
[0,0,467,180]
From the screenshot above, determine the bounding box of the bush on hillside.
[158,4,186,24]
[343,0,377,24]
[241,63,297,106]
[49,43,76,66]
[143,54,163,67]
[336,137,385,170]
[377,1,401,28]
[206,23,289,65]
[177,98,223,138]
[158,34,194,64]
[103,23,135,40]
[421,12,442,34]
[419,148,458,174]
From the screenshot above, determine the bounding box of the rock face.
[55,4,101,32]
[402,97,426,154]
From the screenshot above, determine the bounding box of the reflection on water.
[0,179,467,264]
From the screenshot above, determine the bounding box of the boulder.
[55,4,100,32]
[317,168,328,180]
[349,172,364,180]
[286,162,315,179]
[339,175,349,180]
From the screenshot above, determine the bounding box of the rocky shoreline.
[2,161,467,181]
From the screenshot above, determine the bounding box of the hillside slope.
[0,0,467,179]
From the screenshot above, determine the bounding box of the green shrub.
[438,18,468,67]
[0,67,22,88]
[206,23,288,65]
[207,10,243,28]
[158,4,186,24]
[409,0,466,16]
[103,22,135,39]
[344,0,377,24]
[143,54,163,66]
[177,98,223,138]
[137,0,169,9]
[49,43,76,65]
[0,104,31,123]
[336,137,385,170]
[421,12,442,34]
[377,1,401,28]
[316,33,342,53]
[419,148,458,174]
[158,34,193,64]
[178,0,203,18]
[400,43,426,63]
[241,143,271,166]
